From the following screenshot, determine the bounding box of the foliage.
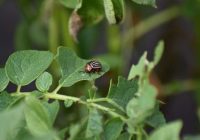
[0,41,184,140]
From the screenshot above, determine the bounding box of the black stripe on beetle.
[84,60,102,73]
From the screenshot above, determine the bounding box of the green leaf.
[24,96,51,136]
[103,0,125,24]
[0,68,9,92]
[103,118,124,140]
[146,103,166,128]
[126,81,157,126]
[154,41,164,65]
[107,77,138,110]
[78,0,104,25]
[59,0,82,9]
[117,132,131,140]
[57,47,109,87]
[36,72,53,92]
[0,91,23,111]
[131,0,156,7]
[149,121,182,140]
[0,104,24,140]
[86,108,103,138]
[64,99,74,108]
[128,52,147,80]
[5,50,53,86]
[42,100,60,125]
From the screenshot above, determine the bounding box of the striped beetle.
[84,60,102,73]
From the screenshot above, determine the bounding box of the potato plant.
[0,0,190,139]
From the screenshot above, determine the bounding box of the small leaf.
[128,52,147,80]
[154,41,164,65]
[86,108,103,138]
[42,100,60,125]
[24,96,51,136]
[0,91,23,111]
[5,50,53,86]
[36,72,53,92]
[107,76,138,110]
[146,103,166,128]
[0,104,24,140]
[126,81,157,126]
[103,118,124,140]
[64,99,73,108]
[103,0,125,24]
[117,132,131,140]
[131,0,156,7]
[57,47,109,87]
[149,121,182,140]
[0,68,9,92]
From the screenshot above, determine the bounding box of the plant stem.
[87,98,125,113]
[52,84,62,94]
[136,127,143,140]
[16,85,21,93]
[45,93,127,121]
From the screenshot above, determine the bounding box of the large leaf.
[57,47,109,87]
[107,76,138,110]
[149,121,182,140]
[86,108,103,138]
[103,118,124,140]
[0,91,23,111]
[103,0,124,24]
[126,81,157,127]
[24,96,51,136]
[36,72,53,92]
[131,0,156,7]
[0,68,9,92]
[5,50,53,86]
[42,100,60,125]
[0,104,24,140]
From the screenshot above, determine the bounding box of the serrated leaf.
[36,72,53,92]
[103,118,124,140]
[24,96,51,136]
[107,76,138,110]
[0,68,9,92]
[78,0,104,25]
[149,121,182,140]
[131,0,156,7]
[0,104,24,140]
[57,47,109,87]
[126,81,157,126]
[0,91,23,111]
[146,103,166,128]
[103,0,124,24]
[42,100,60,125]
[59,0,82,9]
[5,50,53,86]
[128,52,147,80]
[86,108,103,138]
[154,41,164,65]
[64,99,73,108]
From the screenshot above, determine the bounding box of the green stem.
[52,84,62,94]
[136,127,143,140]
[45,93,127,121]
[124,6,180,45]
[87,98,125,112]
[16,85,22,93]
